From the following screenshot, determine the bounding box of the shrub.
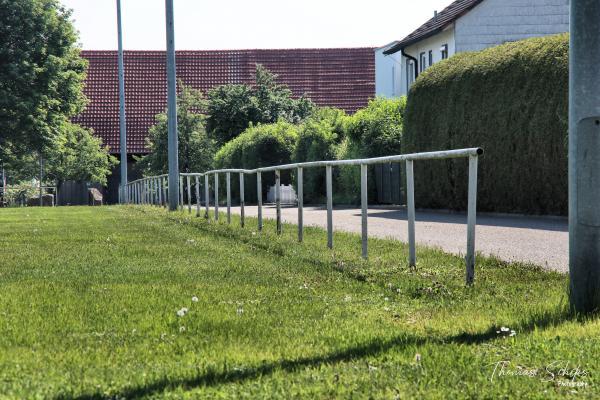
[345,97,406,158]
[214,121,298,201]
[342,97,406,203]
[293,108,347,203]
[403,34,568,214]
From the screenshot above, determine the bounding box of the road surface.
[221,205,568,273]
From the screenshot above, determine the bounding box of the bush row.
[403,34,569,215]
[214,98,407,204]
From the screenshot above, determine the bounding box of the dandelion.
[192,296,199,302]
[384,297,390,302]
[344,295,352,302]
[179,326,186,332]
[177,307,188,317]
[251,232,257,236]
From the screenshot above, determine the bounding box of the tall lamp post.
[569,0,600,313]
[165,0,179,210]
[117,0,128,202]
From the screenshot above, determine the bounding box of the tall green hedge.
[403,34,569,215]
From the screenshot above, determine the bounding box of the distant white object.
[267,184,296,205]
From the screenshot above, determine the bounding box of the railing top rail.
[172,148,483,179]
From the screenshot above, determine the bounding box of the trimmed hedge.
[214,121,298,201]
[403,34,569,215]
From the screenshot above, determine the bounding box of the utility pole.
[569,0,600,313]
[165,0,179,210]
[117,0,128,202]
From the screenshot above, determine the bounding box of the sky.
[59,0,453,50]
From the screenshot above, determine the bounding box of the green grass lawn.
[0,206,597,399]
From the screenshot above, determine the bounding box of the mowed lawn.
[0,206,598,399]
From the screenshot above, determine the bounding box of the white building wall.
[375,45,404,98]
[402,26,456,95]
[455,0,569,52]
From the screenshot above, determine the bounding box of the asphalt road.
[225,205,568,273]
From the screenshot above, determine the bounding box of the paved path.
[226,205,568,273]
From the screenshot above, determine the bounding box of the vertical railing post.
[214,173,219,221]
[406,160,416,268]
[257,172,263,231]
[186,175,192,213]
[204,174,209,219]
[239,172,245,228]
[195,175,200,217]
[361,164,368,259]
[158,177,163,206]
[297,167,303,242]
[226,172,231,224]
[326,165,333,249]
[151,178,155,205]
[179,175,184,211]
[466,155,479,285]
[275,170,281,235]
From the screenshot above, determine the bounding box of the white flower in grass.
[177,307,188,317]
[510,330,517,337]
[236,307,244,316]
[501,326,509,332]
[384,297,390,302]
[192,296,199,302]
[344,295,352,302]
[414,353,422,363]
[179,326,186,332]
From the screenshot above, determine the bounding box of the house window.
[428,50,433,67]
[441,44,449,60]
[419,52,426,72]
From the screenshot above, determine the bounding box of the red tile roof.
[384,0,483,54]
[74,48,375,154]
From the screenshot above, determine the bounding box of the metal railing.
[121,148,483,284]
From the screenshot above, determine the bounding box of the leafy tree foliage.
[46,123,117,185]
[206,65,315,145]
[0,0,87,153]
[137,84,216,175]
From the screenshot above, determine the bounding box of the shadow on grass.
[62,306,579,400]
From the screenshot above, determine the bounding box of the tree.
[206,64,315,145]
[45,123,117,185]
[0,0,88,153]
[137,84,216,175]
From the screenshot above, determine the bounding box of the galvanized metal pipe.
[275,170,281,235]
[195,175,200,217]
[361,164,368,259]
[179,176,184,211]
[297,167,303,242]
[204,174,209,219]
[158,177,163,206]
[257,172,263,231]
[466,155,478,285]
[406,160,416,268]
[186,175,192,213]
[116,0,128,199]
[163,176,167,208]
[214,173,219,221]
[226,172,231,224]
[239,172,245,228]
[326,165,333,249]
